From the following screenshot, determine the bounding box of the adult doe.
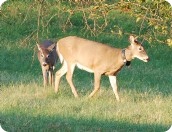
[55,35,149,101]
[37,40,58,87]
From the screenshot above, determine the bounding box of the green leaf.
[154,25,159,30]
[167,39,172,46]
[136,17,141,23]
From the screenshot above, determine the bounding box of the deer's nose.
[42,62,47,66]
[144,57,150,62]
[146,57,150,62]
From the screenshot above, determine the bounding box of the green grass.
[0,79,171,131]
[0,0,172,132]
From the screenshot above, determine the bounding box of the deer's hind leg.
[66,62,79,98]
[55,61,67,93]
[89,72,101,98]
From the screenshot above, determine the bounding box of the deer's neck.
[120,47,133,67]
[123,47,133,62]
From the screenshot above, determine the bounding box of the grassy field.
[0,1,172,132]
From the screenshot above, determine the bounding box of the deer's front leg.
[109,76,120,101]
[66,63,79,98]
[49,68,53,86]
[42,67,48,87]
[55,62,67,93]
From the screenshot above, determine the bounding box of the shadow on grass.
[0,111,169,132]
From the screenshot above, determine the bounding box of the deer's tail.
[56,42,64,64]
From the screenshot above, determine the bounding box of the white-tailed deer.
[55,35,149,101]
[37,40,58,87]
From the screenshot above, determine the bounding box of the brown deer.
[37,40,58,87]
[55,35,149,101]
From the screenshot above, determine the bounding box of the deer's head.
[37,44,56,66]
[127,35,150,62]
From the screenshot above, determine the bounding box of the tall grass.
[0,0,172,132]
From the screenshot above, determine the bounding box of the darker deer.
[55,35,149,101]
[37,40,58,87]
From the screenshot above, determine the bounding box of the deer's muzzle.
[143,57,150,62]
[42,62,48,66]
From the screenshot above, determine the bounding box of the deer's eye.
[139,47,142,51]
[47,54,50,58]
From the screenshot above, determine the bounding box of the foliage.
[122,0,172,45]
[1,0,171,45]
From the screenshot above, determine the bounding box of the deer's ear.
[129,35,135,43]
[129,35,137,46]
[48,43,56,52]
[37,44,41,51]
